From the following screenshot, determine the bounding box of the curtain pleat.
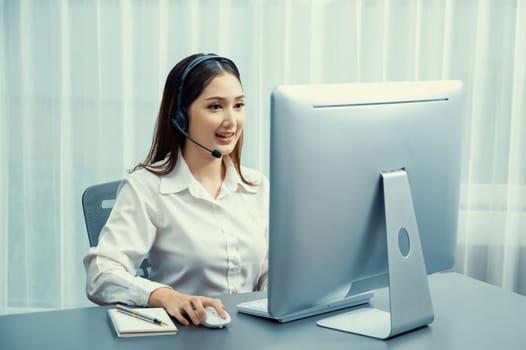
[0,0,7,316]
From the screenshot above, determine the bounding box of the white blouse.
[83,155,269,306]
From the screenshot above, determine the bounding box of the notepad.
[107,307,178,337]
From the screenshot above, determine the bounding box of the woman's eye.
[234,103,245,110]
[208,104,222,110]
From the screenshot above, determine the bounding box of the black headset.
[171,54,236,158]
[171,54,235,132]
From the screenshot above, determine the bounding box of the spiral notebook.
[107,307,178,337]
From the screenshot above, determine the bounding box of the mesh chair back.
[82,180,123,247]
[81,180,150,278]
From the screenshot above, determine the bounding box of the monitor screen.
[267,80,464,336]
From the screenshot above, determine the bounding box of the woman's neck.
[182,148,225,199]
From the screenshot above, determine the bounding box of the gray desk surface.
[1,272,525,350]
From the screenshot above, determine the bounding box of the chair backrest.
[82,180,123,247]
[82,180,150,278]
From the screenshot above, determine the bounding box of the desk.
[1,273,525,350]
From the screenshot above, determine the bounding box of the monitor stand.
[317,169,434,339]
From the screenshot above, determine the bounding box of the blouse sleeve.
[83,174,168,306]
[256,230,269,291]
[256,175,270,291]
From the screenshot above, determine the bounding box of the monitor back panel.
[268,81,464,318]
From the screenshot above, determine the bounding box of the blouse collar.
[159,153,258,196]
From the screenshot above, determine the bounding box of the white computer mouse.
[201,306,231,328]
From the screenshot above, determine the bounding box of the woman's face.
[186,72,245,158]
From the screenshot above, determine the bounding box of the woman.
[84,53,269,327]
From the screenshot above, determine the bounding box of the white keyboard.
[237,298,269,312]
[237,291,374,323]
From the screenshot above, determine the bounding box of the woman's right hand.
[148,287,226,326]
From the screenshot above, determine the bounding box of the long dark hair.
[135,53,253,185]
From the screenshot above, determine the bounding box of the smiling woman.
[186,74,246,171]
[83,54,269,327]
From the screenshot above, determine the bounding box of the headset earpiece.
[169,53,234,159]
[172,54,221,133]
[172,110,188,132]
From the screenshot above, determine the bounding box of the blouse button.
[231,257,240,266]
[231,288,239,294]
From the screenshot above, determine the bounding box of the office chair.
[81,180,150,278]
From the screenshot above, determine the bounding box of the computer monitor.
[267,80,464,339]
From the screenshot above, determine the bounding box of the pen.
[115,304,168,327]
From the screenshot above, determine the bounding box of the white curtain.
[456,0,526,294]
[1,0,525,314]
